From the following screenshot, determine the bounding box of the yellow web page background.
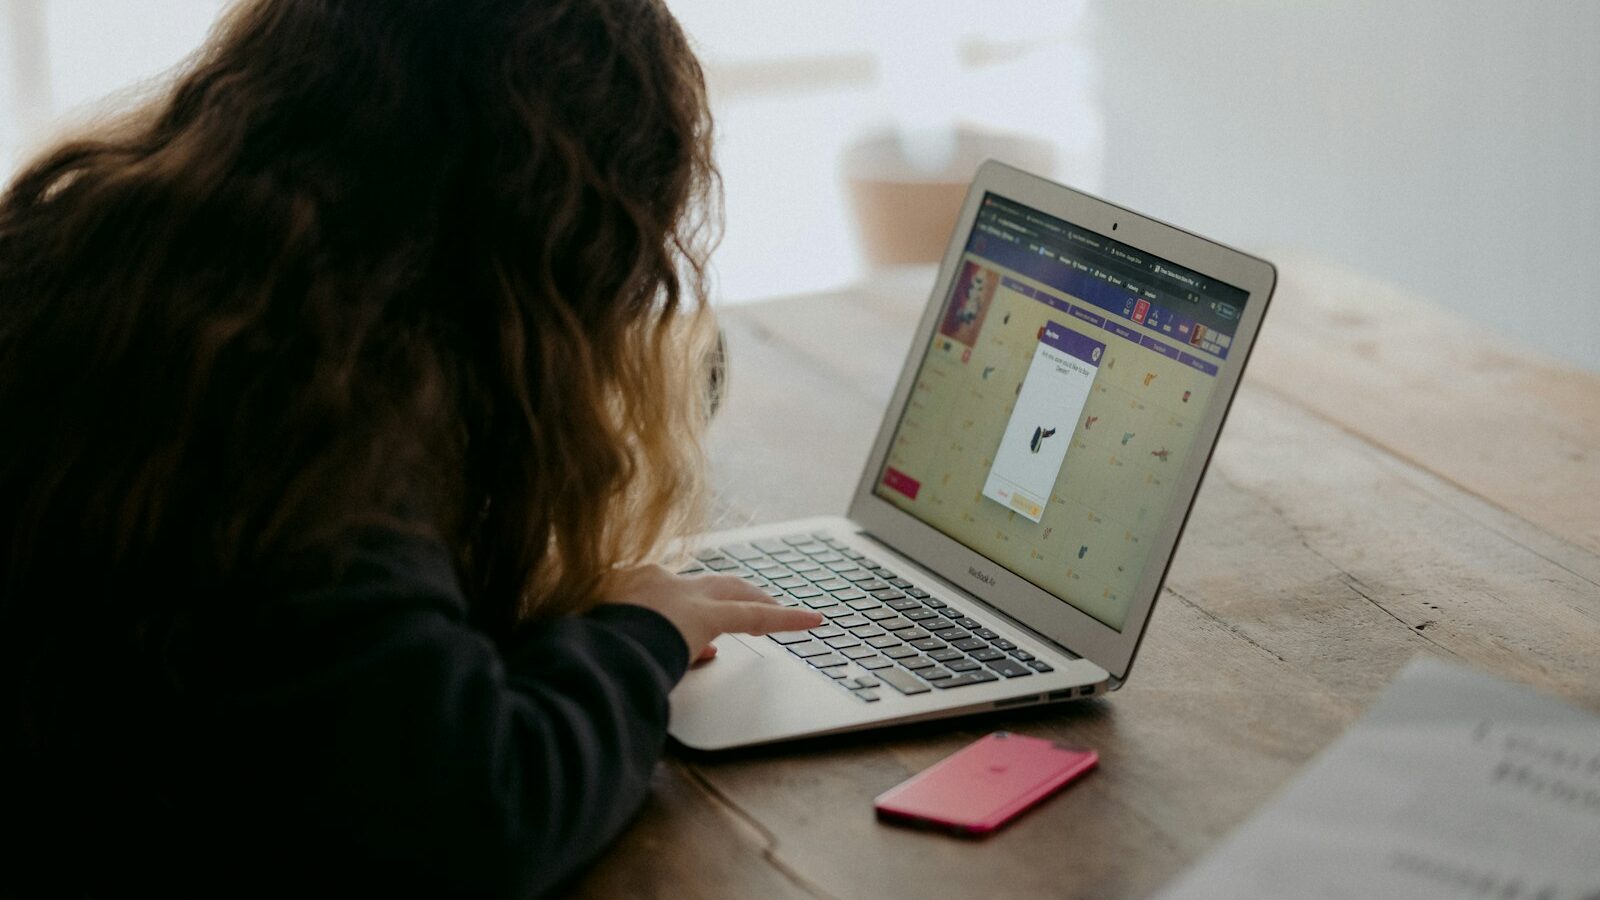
[878,253,1220,630]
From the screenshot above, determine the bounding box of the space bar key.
[876,666,930,696]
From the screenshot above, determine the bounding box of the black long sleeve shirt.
[8,529,690,898]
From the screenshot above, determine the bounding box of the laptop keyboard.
[679,531,1055,703]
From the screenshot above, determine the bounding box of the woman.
[0,0,821,896]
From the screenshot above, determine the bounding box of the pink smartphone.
[874,731,1098,836]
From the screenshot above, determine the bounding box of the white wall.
[3,1,1597,371]
[1093,1,1600,371]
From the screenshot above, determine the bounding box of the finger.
[713,601,824,636]
[696,643,719,662]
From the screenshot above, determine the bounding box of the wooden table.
[572,255,1600,899]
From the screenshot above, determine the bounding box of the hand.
[602,564,824,663]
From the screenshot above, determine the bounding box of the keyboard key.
[787,561,822,574]
[897,628,931,641]
[803,595,838,609]
[929,648,964,662]
[931,628,965,642]
[720,544,766,561]
[952,638,987,652]
[824,559,859,573]
[852,675,881,689]
[939,608,965,619]
[824,636,860,650]
[788,586,823,600]
[1025,660,1054,673]
[820,666,849,679]
[969,648,1005,662]
[832,614,869,628]
[752,539,787,553]
[921,597,947,609]
[842,646,877,660]
[858,656,894,670]
[872,569,897,579]
[849,625,885,639]
[810,530,834,541]
[955,618,982,630]
[878,617,915,631]
[882,645,918,660]
[810,552,844,564]
[841,549,866,561]
[910,638,944,651]
[768,631,813,645]
[885,597,921,611]
[782,534,812,545]
[1009,650,1035,661]
[847,598,882,611]
[992,639,1016,651]
[793,542,828,555]
[905,609,940,622]
[820,606,854,618]
[945,658,981,672]
[987,659,1033,678]
[905,588,930,599]
[973,629,999,641]
[887,578,913,589]
[900,655,935,671]
[771,551,804,564]
[787,641,833,658]
[858,580,891,593]
[875,667,931,696]
[833,589,867,602]
[747,557,784,571]
[770,576,806,589]
[935,671,999,689]
[856,689,880,702]
[704,558,740,571]
[920,666,953,681]
[863,608,897,621]
[812,578,850,591]
[808,625,845,639]
[808,654,848,669]
[841,570,875,583]
[866,635,902,649]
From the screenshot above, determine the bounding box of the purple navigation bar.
[973,234,1234,361]
[1105,321,1141,345]
[1178,351,1219,376]
[1000,276,1035,298]
[1069,306,1105,328]
[1041,321,1106,366]
[1140,335,1182,361]
[996,271,1222,378]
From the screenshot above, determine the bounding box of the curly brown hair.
[0,0,720,656]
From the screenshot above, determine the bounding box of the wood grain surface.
[570,256,1600,900]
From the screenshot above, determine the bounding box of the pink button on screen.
[882,467,921,500]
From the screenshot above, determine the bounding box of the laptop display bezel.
[847,160,1276,683]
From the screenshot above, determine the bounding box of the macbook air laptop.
[670,161,1275,750]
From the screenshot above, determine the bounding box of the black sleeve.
[177,529,690,899]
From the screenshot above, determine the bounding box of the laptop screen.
[873,192,1250,632]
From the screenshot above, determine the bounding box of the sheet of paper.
[1157,657,1600,900]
